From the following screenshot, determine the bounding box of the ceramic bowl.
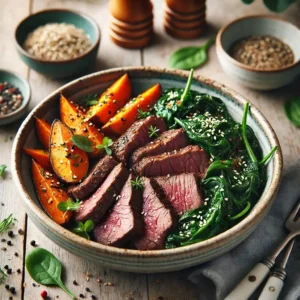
[15,9,101,78]
[12,67,282,273]
[0,69,31,126]
[216,15,300,90]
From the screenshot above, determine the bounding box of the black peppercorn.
[1,238,6,242]
[5,284,9,290]
[14,252,18,257]
[9,286,16,294]
[85,287,90,292]
[7,240,12,246]
[73,280,78,285]
[30,240,36,246]
[7,268,12,274]
[91,295,97,300]
[79,294,84,298]
[4,265,8,269]
[17,269,21,274]
[8,231,14,238]
[18,229,24,235]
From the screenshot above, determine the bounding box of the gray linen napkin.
[188,164,300,300]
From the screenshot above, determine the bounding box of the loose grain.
[230,35,294,70]
[24,23,91,61]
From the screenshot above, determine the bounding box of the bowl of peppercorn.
[0,69,31,126]
[216,15,300,90]
[14,9,101,78]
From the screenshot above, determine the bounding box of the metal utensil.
[258,239,295,300]
[225,201,300,300]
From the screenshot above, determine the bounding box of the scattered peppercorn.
[4,265,9,269]
[14,252,19,257]
[230,35,294,70]
[79,294,85,298]
[18,229,24,235]
[91,295,97,300]
[41,290,48,299]
[5,284,9,290]
[30,240,36,247]
[33,283,37,287]
[1,238,6,242]
[7,240,12,246]
[17,269,21,274]
[9,286,16,294]
[7,268,12,274]
[8,230,14,238]
[1,247,7,251]
[85,287,90,292]
[9,297,13,300]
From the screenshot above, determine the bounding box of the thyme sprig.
[148,125,160,138]
[130,176,143,190]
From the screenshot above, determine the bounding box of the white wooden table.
[0,0,299,299]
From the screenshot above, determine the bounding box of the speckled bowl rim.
[12,67,283,259]
[14,9,101,64]
[0,69,31,121]
[216,15,300,73]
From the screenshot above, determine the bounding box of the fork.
[225,201,300,300]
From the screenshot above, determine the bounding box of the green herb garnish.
[137,109,151,120]
[57,198,81,212]
[168,37,215,70]
[71,135,93,152]
[71,220,95,240]
[0,165,7,178]
[26,248,76,299]
[284,97,300,127]
[0,268,7,285]
[0,214,14,233]
[130,176,143,190]
[96,137,113,155]
[148,125,160,138]
[78,93,99,108]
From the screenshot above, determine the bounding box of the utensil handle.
[224,259,274,300]
[258,275,284,300]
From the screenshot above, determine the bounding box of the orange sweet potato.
[23,148,51,169]
[32,159,72,225]
[60,94,104,158]
[101,84,162,136]
[87,74,132,125]
[35,117,51,149]
[50,119,89,183]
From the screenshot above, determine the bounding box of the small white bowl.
[216,15,300,90]
[0,69,31,126]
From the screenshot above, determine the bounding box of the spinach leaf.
[284,97,300,127]
[0,214,14,233]
[57,198,81,212]
[96,137,113,155]
[26,248,75,299]
[241,0,255,3]
[71,220,95,240]
[168,37,215,70]
[0,164,6,177]
[241,0,296,12]
[71,135,93,152]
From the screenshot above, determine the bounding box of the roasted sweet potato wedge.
[32,160,72,225]
[87,74,132,125]
[50,119,89,183]
[35,117,51,149]
[23,148,51,169]
[60,94,104,158]
[101,84,162,136]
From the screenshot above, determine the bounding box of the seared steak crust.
[130,129,188,166]
[112,116,167,164]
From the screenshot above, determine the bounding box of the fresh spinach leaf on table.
[26,248,76,299]
[284,97,300,127]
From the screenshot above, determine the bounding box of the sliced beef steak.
[134,178,176,250]
[133,145,209,177]
[154,174,203,216]
[111,116,167,164]
[68,156,118,200]
[130,129,188,166]
[93,174,143,247]
[75,163,129,223]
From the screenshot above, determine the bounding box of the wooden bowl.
[109,0,153,23]
[110,22,153,40]
[110,30,152,49]
[164,21,206,39]
[12,67,282,273]
[164,4,206,21]
[165,13,206,30]
[110,15,153,31]
[166,0,206,14]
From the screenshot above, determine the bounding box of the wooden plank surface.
[0,0,299,299]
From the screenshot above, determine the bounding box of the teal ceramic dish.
[0,69,31,126]
[11,67,282,273]
[15,9,101,78]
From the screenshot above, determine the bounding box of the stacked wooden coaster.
[109,0,154,49]
[164,0,206,39]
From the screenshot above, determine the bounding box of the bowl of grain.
[216,15,300,90]
[15,9,101,78]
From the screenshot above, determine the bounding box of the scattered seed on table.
[8,231,14,238]
[73,280,78,285]
[85,287,90,292]
[7,268,12,274]
[17,269,21,274]
[9,286,16,294]
[1,238,6,242]
[4,265,8,269]
[14,252,18,257]
[79,294,85,298]
[30,240,36,246]
[5,284,9,290]
[230,35,294,70]
[7,240,12,246]
[18,229,24,235]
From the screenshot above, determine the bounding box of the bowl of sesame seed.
[0,69,31,126]
[14,9,101,78]
[216,15,300,90]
